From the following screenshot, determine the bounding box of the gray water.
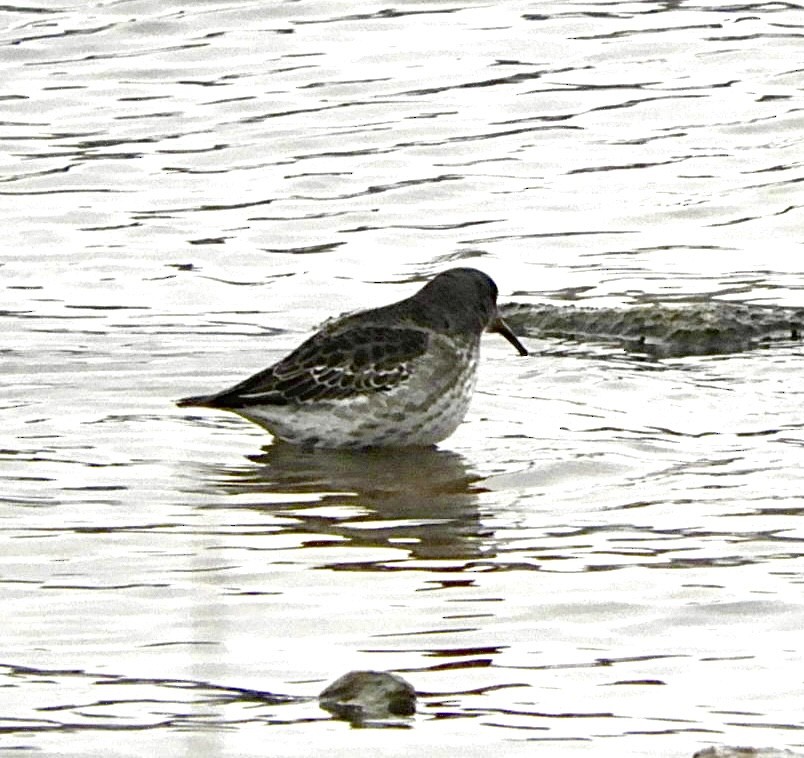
[2,1,803,756]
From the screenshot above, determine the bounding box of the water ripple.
[4,0,804,754]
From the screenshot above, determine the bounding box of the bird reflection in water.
[209,443,495,563]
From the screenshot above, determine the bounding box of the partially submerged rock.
[694,747,804,758]
[319,670,416,722]
[500,301,803,357]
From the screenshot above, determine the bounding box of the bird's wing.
[209,325,430,407]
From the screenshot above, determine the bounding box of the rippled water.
[3,1,803,756]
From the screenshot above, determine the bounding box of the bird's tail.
[176,394,215,408]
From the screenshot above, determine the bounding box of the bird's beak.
[489,315,529,356]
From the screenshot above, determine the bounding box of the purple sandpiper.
[177,267,528,448]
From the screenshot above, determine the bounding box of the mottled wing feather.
[211,326,429,407]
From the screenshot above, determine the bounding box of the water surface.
[2,1,803,756]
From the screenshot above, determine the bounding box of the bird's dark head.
[419,268,498,329]
[412,268,528,355]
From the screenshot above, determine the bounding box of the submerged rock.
[318,670,416,722]
[500,301,803,357]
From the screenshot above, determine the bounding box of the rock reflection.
[212,443,494,562]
